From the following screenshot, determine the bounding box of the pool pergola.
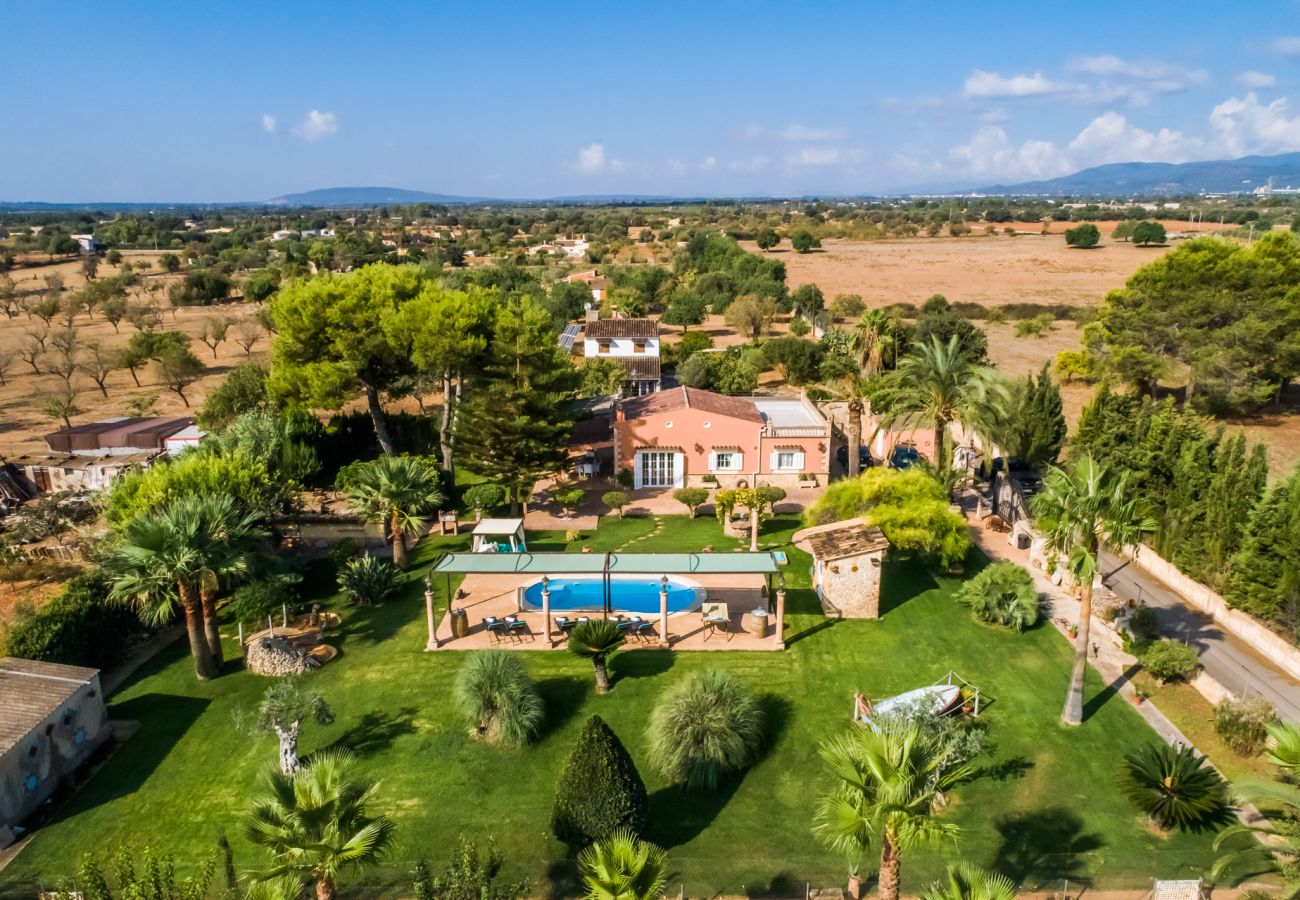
[424,551,786,649]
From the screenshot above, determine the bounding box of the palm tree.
[578,827,668,900]
[827,373,876,478]
[854,309,900,377]
[814,721,969,900]
[568,619,625,694]
[873,334,1007,469]
[454,650,545,747]
[1029,455,1155,725]
[245,750,395,900]
[1213,776,1300,898]
[107,494,264,680]
[1119,743,1228,830]
[1265,721,1300,777]
[921,862,1018,900]
[344,454,444,569]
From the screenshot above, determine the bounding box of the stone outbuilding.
[792,519,890,618]
[0,657,110,844]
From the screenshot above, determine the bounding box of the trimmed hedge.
[551,715,647,845]
[0,573,149,670]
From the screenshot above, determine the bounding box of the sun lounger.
[504,615,533,642]
[701,602,731,642]
[483,616,509,642]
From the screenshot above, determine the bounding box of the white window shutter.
[734,452,743,471]
[794,451,805,470]
[632,453,642,489]
[708,451,718,472]
[673,452,685,488]
[770,451,779,471]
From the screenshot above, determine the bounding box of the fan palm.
[1119,742,1229,830]
[106,493,264,680]
[568,619,625,694]
[827,373,876,478]
[578,827,668,900]
[854,309,900,377]
[1265,721,1300,778]
[1213,776,1300,899]
[454,650,545,747]
[646,668,765,791]
[921,862,1018,900]
[344,454,444,569]
[813,720,969,900]
[873,334,1007,470]
[1029,454,1155,725]
[245,750,395,900]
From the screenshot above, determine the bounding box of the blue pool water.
[521,578,700,614]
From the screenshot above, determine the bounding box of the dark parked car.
[889,444,922,469]
[836,444,873,470]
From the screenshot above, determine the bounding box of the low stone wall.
[1121,544,1300,682]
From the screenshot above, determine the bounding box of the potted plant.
[846,865,862,900]
[1066,623,1079,640]
[960,685,977,715]
[1132,688,1148,706]
[702,474,718,487]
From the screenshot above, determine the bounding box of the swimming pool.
[520,576,705,615]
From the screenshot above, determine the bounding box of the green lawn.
[0,515,1221,896]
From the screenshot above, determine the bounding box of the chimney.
[584,303,597,323]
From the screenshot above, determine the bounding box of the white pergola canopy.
[471,518,527,553]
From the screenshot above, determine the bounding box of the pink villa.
[613,387,831,491]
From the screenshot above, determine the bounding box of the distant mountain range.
[975,152,1300,196]
[266,187,699,206]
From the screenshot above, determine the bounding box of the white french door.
[638,451,676,488]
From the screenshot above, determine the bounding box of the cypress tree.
[551,715,649,846]
[1016,363,1066,466]
[1228,472,1300,622]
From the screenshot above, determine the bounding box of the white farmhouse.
[583,317,661,395]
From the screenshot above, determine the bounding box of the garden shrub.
[337,554,401,606]
[554,487,586,515]
[412,837,526,900]
[1139,639,1200,683]
[454,651,544,747]
[646,669,764,791]
[552,715,648,845]
[1127,604,1160,643]
[672,488,709,517]
[0,572,149,669]
[463,484,506,518]
[602,491,630,517]
[1214,696,1276,756]
[955,561,1039,631]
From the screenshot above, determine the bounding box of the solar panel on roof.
[557,324,581,351]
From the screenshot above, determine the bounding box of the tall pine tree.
[455,296,579,513]
[1228,470,1300,625]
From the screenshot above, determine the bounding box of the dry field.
[0,251,268,459]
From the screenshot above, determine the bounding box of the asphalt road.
[1100,549,1300,722]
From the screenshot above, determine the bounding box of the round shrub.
[646,669,764,792]
[554,487,586,515]
[1214,696,1276,756]
[463,483,506,517]
[552,715,648,845]
[1139,639,1200,683]
[955,561,1039,631]
[454,651,544,747]
[337,554,401,606]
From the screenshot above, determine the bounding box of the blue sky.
[6,1,1300,201]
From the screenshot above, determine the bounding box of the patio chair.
[634,619,657,642]
[504,615,533,642]
[483,616,509,643]
[701,602,731,642]
[554,616,579,634]
[614,616,649,642]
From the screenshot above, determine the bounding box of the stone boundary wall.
[1121,544,1300,682]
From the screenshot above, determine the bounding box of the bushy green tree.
[454,651,544,747]
[1227,468,1300,624]
[805,468,969,568]
[552,715,648,845]
[955,562,1039,631]
[197,363,271,431]
[790,230,821,253]
[463,483,506,520]
[1139,639,1200,682]
[241,678,336,774]
[997,363,1065,467]
[646,669,764,791]
[1132,221,1167,246]
[672,487,709,517]
[1064,223,1100,249]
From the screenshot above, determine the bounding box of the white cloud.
[790,147,843,166]
[728,155,770,173]
[292,110,339,142]
[1070,54,1208,87]
[1067,111,1199,164]
[1269,36,1300,58]
[576,143,623,173]
[261,114,277,133]
[963,69,1076,98]
[1236,70,1276,88]
[700,156,717,171]
[949,125,1070,178]
[779,124,845,142]
[1209,92,1300,157]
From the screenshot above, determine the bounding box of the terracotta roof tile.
[585,318,658,338]
[619,387,763,423]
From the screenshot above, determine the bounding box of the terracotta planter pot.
[846,875,862,900]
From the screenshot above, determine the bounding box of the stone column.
[542,588,552,646]
[773,589,786,650]
[659,588,670,648]
[424,583,438,651]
